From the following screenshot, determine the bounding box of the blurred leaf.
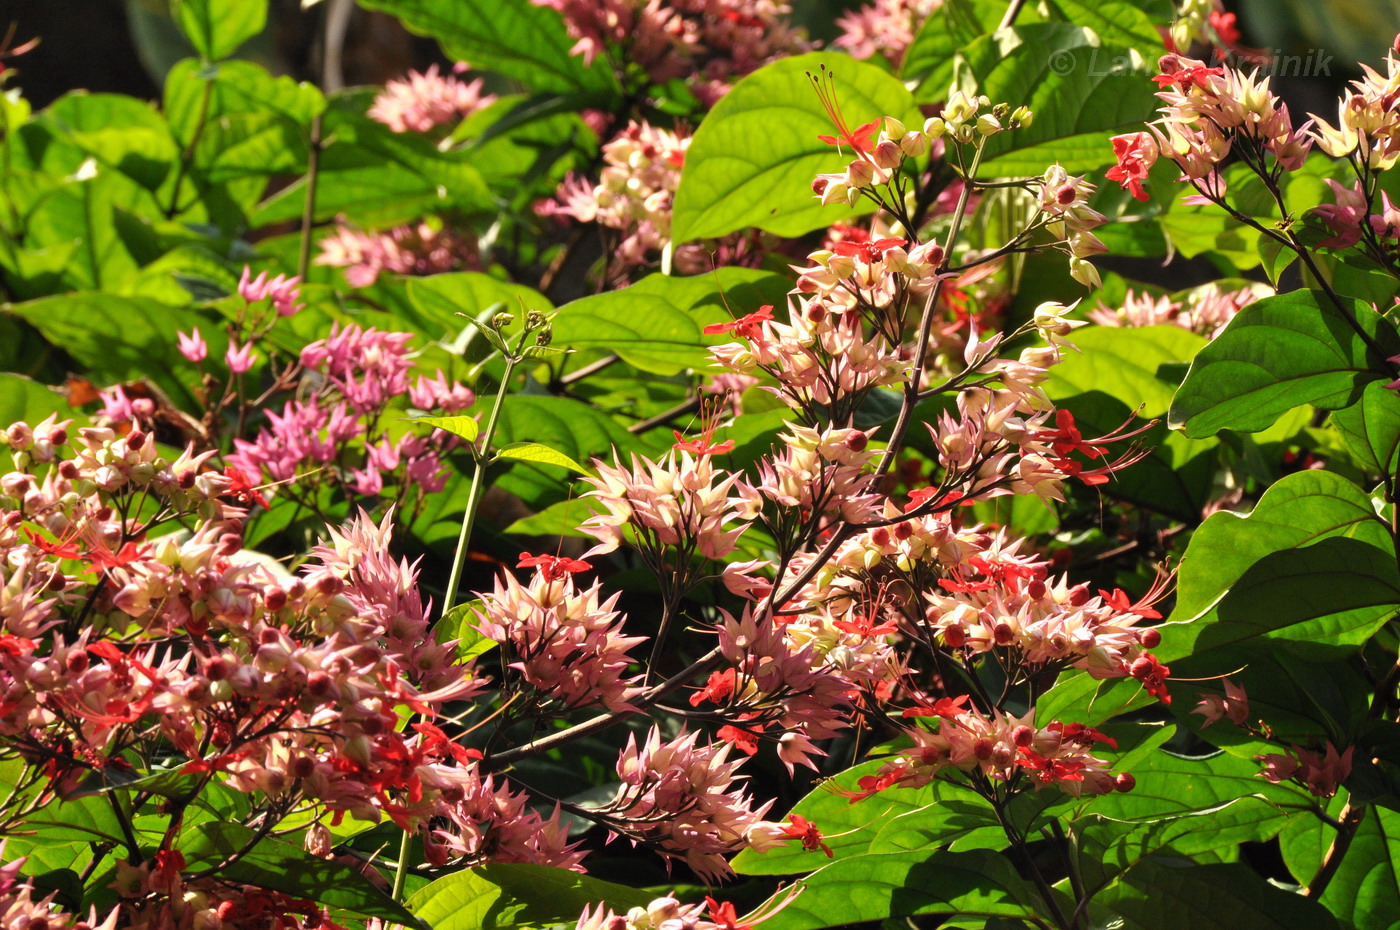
[0,373,74,426]
[174,0,267,60]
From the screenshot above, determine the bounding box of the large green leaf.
[900,0,1008,100]
[174,0,267,61]
[255,97,492,227]
[1046,0,1162,48]
[551,269,787,376]
[1169,470,1391,624]
[760,849,1041,930]
[1281,795,1400,928]
[957,24,1160,174]
[1043,325,1215,522]
[1170,291,1400,438]
[406,862,650,930]
[0,374,73,427]
[354,0,618,96]
[36,93,179,193]
[4,292,208,410]
[180,822,424,928]
[1162,536,1400,663]
[672,52,919,243]
[733,758,1000,876]
[1097,860,1340,929]
[1333,379,1400,479]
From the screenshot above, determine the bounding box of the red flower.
[517,552,591,581]
[704,304,774,339]
[781,814,833,857]
[222,465,270,509]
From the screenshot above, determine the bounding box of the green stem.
[166,77,214,220]
[391,355,516,902]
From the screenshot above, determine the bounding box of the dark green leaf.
[672,52,919,242]
[760,850,1041,930]
[1333,379,1400,479]
[354,0,618,96]
[1169,469,1390,625]
[1170,290,1400,437]
[1281,794,1400,927]
[959,24,1160,174]
[180,822,425,927]
[1097,860,1339,929]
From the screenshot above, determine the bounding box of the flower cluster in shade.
[833,0,943,65]
[316,221,480,288]
[227,322,473,500]
[531,0,807,105]
[368,63,496,134]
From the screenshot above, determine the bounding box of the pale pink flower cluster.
[1310,38,1400,169]
[695,609,866,772]
[532,0,806,103]
[602,727,778,880]
[853,709,1134,800]
[752,425,882,524]
[542,121,688,272]
[316,221,479,287]
[1035,163,1108,288]
[834,0,942,65]
[580,449,754,562]
[368,64,496,134]
[1087,282,1271,338]
[474,566,646,713]
[229,324,472,497]
[576,892,796,930]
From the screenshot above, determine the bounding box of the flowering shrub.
[3,1,1400,929]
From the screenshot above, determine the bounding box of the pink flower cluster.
[834,0,942,65]
[474,564,646,713]
[1310,39,1400,169]
[601,727,781,880]
[1107,53,1312,202]
[368,64,496,134]
[533,0,806,104]
[852,708,1134,801]
[229,324,473,498]
[1257,741,1354,798]
[316,221,479,287]
[1087,282,1270,338]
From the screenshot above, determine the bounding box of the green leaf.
[1046,0,1162,48]
[180,822,425,928]
[354,0,618,96]
[1097,860,1339,929]
[415,414,481,442]
[36,93,179,193]
[255,96,492,227]
[0,373,74,426]
[1257,234,1296,287]
[1333,379,1400,479]
[760,849,1041,930]
[733,759,1001,876]
[900,0,1007,100]
[672,52,919,243]
[502,499,593,538]
[1170,290,1400,437]
[406,862,650,930]
[493,442,589,475]
[1169,469,1391,625]
[1043,325,1216,522]
[4,292,209,410]
[438,601,498,662]
[1281,794,1400,928]
[174,0,267,61]
[1161,536,1400,664]
[958,24,1160,174]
